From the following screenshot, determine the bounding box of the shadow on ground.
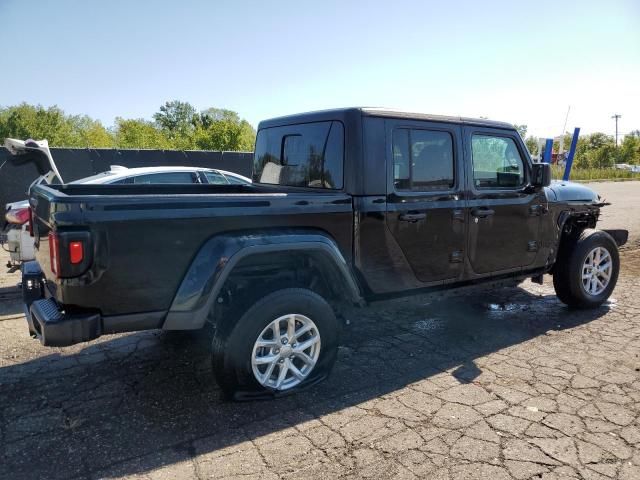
[0,284,613,479]
[0,285,22,316]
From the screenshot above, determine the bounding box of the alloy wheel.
[251,313,321,390]
[581,246,612,296]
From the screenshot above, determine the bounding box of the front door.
[463,127,543,275]
[385,120,466,284]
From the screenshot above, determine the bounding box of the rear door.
[463,127,542,274]
[385,120,466,284]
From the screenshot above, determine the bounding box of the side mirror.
[531,162,551,188]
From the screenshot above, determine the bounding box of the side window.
[225,175,248,185]
[109,178,132,185]
[133,172,197,184]
[393,128,455,191]
[253,121,344,189]
[204,171,229,184]
[471,135,525,188]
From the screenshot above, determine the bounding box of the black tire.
[212,288,340,400]
[553,229,620,308]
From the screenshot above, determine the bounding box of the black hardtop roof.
[258,107,514,130]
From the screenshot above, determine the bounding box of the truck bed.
[30,183,353,316]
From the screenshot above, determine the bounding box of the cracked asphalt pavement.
[1,181,639,480]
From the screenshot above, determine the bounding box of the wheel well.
[210,250,357,331]
[552,211,599,272]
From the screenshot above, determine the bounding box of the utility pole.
[611,114,622,146]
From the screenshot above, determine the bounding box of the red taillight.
[4,207,30,225]
[48,232,60,277]
[69,241,84,264]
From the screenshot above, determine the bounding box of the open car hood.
[4,138,63,187]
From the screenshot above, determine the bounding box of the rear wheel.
[553,229,620,308]
[212,288,339,399]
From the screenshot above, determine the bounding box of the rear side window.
[132,172,197,184]
[109,178,131,185]
[203,171,228,184]
[471,135,525,188]
[393,128,455,190]
[225,175,248,185]
[253,121,344,189]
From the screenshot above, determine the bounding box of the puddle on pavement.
[484,302,530,314]
[412,317,445,332]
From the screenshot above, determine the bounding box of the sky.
[1,0,638,139]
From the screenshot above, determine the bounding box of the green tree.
[628,129,640,138]
[200,108,241,124]
[114,118,171,149]
[0,103,116,147]
[586,143,617,168]
[0,102,255,151]
[0,103,76,146]
[525,136,539,155]
[193,107,255,151]
[153,100,198,149]
[619,134,640,164]
[72,116,115,148]
[514,124,527,139]
[572,132,615,168]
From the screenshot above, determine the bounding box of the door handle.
[399,212,427,223]
[471,208,495,218]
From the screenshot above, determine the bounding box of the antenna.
[561,106,570,136]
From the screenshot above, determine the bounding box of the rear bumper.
[21,261,166,347]
[22,262,101,347]
[28,298,101,347]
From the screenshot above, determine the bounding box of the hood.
[547,180,600,203]
[3,138,63,187]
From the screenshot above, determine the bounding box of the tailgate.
[30,184,92,285]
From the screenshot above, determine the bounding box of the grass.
[551,165,640,182]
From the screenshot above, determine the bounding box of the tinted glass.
[392,129,410,189]
[393,129,454,190]
[253,121,344,189]
[133,172,196,184]
[225,175,249,185]
[471,135,525,188]
[204,171,228,184]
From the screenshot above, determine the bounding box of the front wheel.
[212,288,340,400]
[553,229,620,308]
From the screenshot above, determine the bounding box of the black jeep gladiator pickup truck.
[17,108,628,398]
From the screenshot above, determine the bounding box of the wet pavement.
[1,247,639,479]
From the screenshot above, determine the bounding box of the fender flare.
[547,207,600,270]
[163,230,362,330]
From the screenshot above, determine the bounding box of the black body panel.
[31,184,353,315]
[462,126,543,275]
[24,107,611,346]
